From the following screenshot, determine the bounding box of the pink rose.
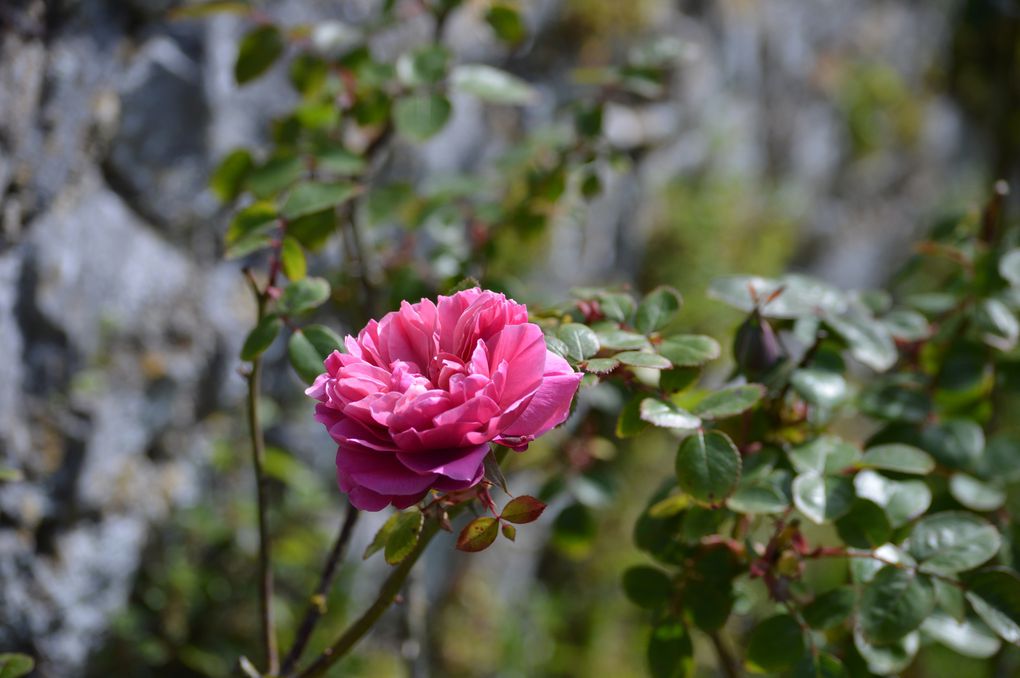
[306,288,582,511]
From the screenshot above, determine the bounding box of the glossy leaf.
[853,627,919,675]
[690,384,764,419]
[908,512,1001,573]
[949,473,1006,511]
[836,499,892,549]
[854,470,932,528]
[616,351,671,370]
[501,495,546,524]
[921,612,1001,658]
[859,566,934,643]
[860,444,934,475]
[635,286,682,334]
[657,335,719,367]
[792,472,854,524]
[675,430,741,505]
[558,323,600,361]
[640,398,700,430]
[963,568,1020,644]
[790,368,848,408]
[788,435,860,475]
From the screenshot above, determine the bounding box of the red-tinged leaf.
[502,523,517,541]
[501,495,547,524]
[457,517,499,552]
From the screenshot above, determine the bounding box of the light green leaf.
[288,330,325,383]
[635,286,682,334]
[964,568,1020,644]
[584,358,619,374]
[281,182,357,220]
[853,627,919,675]
[708,274,847,319]
[450,64,537,104]
[790,368,848,408]
[0,654,34,678]
[921,612,1001,658]
[726,478,790,515]
[384,510,424,565]
[279,236,306,280]
[1000,248,1020,287]
[825,306,897,371]
[950,473,1006,511]
[639,398,700,430]
[278,277,330,316]
[860,444,935,475]
[908,512,1001,573]
[657,334,719,367]
[210,148,253,202]
[854,470,932,528]
[394,94,452,141]
[792,472,855,524]
[788,435,861,475]
[558,323,600,361]
[690,384,764,419]
[596,328,650,350]
[616,351,672,370]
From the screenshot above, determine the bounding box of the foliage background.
[0,0,1018,676]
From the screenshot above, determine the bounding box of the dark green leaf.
[226,201,277,245]
[657,335,719,367]
[394,94,452,141]
[792,652,847,678]
[825,307,897,371]
[385,510,424,564]
[647,620,693,678]
[287,208,336,251]
[963,568,1020,644]
[859,566,934,643]
[302,324,344,357]
[1000,248,1020,287]
[397,45,449,86]
[836,499,892,549]
[640,398,700,430]
[278,277,330,316]
[450,64,536,104]
[675,431,741,505]
[622,565,673,609]
[210,149,253,202]
[281,182,357,220]
[921,420,984,471]
[854,470,931,528]
[690,384,764,419]
[908,512,1001,573]
[248,154,304,198]
[288,330,325,383]
[635,286,682,334]
[241,316,282,361]
[803,587,856,630]
[485,4,527,43]
[746,614,805,673]
[861,444,935,475]
[551,503,597,558]
[792,472,854,524]
[616,396,648,438]
[235,25,284,84]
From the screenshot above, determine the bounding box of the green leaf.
[790,368,848,408]
[596,328,649,350]
[616,396,649,438]
[302,324,343,356]
[792,472,854,524]
[288,208,336,251]
[921,419,984,471]
[824,306,897,371]
[450,64,536,105]
[281,182,357,220]
[792,652,847,678]
[908,512,1001,573]
[314,146,366,176]
[622,565,673,609]
[241,316,282,361]
[235,25,284,84]
[963,568,1020,644]
[248,154,304,199]
[836,499,892,549]
[287,330,326,383]
[657,335,719,367]
[647,620,693,678]
[456,516,499,552]
[934,576,966,620]
[0,654,34,678]
[501,523,516,541]
[396,45,449,86]
[210,148,253,202]
[803,586,856,630]
[977,298,1019,350]
[635,286,682,334]
[584,358,619,374]
[364,511,402,559]
[949,473,1006,511]
[278,277,330,316]
[860,444,935,475]
[279,236,306,280]
[675,430,741,505]
[788,435,861,475]
[859,566,934,643]
[0,467,24,483]
[921,612,1001,658]
[884,309,930,342]
[1000,248,1020,286]
[558,323,600,361]
[640,398,700,430]
[485,4,527,43]
[501,495,546,524]
[690,384,764,420]
[170,1,251,19]
[853,627,919,675]
[726,478,789,514]
[859,374,931,423]
[226,201,277,244]
[616,351,672,370]
[394,94,452,141]
[708,274,846,319]
[551,503,597,558]
[745,614,805,673]
[384,510,424,565]
[854,470,932,528]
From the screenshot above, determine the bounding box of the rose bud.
[733,311,783,378]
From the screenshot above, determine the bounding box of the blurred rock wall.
[0,0,1001,675]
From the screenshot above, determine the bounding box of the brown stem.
[709,630,741,678]
[280,504,361,674]
[288,519,443,678]
[247,346,279,674]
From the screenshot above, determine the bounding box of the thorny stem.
[244,272,279,676]
[279,504,361,674]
